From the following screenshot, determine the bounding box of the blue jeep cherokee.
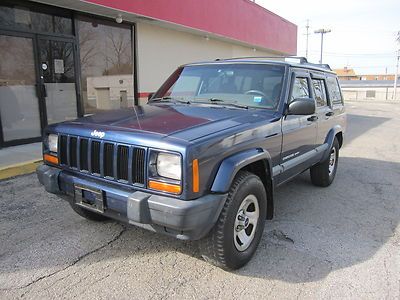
[37,57,346,269]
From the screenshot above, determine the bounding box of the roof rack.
[214,56,332,71]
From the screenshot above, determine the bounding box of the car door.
[311,74,335,147]
[278,71,318,184]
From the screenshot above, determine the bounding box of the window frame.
[288,71,312,103]
[326,76,344,105]
[311,78,329,108]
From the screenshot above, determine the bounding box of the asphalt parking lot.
[1,102,399,299]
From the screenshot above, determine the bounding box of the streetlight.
[314,28,331,64]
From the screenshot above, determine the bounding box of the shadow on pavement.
[345,114,390,144]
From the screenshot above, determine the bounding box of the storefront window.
[0,35,42,141]
[0,5,72,35]
[77,17,134,114]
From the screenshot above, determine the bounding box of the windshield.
[152,64,285,109]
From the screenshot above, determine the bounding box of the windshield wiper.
[196,97,248,109]
[151,96,190,104]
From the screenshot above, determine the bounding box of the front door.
[0,33,78,147]
[278,72,318,183]
[37,36,78,125]
[0,33,43,146]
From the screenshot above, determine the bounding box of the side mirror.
[287,98,315,115]
[147,92,154,101]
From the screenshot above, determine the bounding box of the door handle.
[307,115,318,122]
[41,84,47,98]
[325,111,334,117]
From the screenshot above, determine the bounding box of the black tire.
[310,137,339,187]
[200,171,267,270]
[69,202,110,222]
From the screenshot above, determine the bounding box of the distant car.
[37,57,346,270]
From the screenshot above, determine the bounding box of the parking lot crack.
[12,225,127,296]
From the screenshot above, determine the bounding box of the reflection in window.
[312,79,328,107]
[291,78,309,100]
[327,77,343,104]
[0,35,42,141]
[156,64,285,109]
[39,39,77,124]
[0,5,72,35]
[77,17,134,114]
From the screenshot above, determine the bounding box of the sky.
[257,0,400,75]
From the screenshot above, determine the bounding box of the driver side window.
[291,77,310,101]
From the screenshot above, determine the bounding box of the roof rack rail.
[215,56,308,63]
[213,56,332,71]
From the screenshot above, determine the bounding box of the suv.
[37,57,346,270]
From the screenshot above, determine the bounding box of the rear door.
[311,74,335,146]
[279,70,317,183]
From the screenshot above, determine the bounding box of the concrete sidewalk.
[0,143,42,180]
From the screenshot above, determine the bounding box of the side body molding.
[211,148,272,193]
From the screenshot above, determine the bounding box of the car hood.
[68,103,278,141]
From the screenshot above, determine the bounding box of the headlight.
[48,134,58,153]
[156,152,181,180]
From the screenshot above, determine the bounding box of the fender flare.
[211,148,274,219]
[322,125,343,161]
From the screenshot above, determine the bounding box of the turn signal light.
[192,159,199,193]
[148,180,181,194]
[43,153,59,165]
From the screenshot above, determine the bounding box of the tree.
[102,27,132,75]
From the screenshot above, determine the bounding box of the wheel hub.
[235,211,250,231]
[328,147,336,175]
[233,195,260,252]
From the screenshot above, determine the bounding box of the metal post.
[320,33,324,64]
[393,50,400,100]
[305,20,310,59]
[314,29,331,64]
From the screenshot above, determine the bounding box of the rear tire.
[310,137,339,187]
[200,171,267,270]
[69,202,109,222]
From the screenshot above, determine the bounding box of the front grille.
[58,135,146,185]
[69,137,77,168]
[80,138,88,171]
[103,143,114,177]
[117,145,129,181]
[133,148,145,184]
[60,135,68,165]
[91,141,101,174]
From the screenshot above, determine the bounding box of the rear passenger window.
[291,77,309,101]
[312,79,328,107]
[327,77,343,104]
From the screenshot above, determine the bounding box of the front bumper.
[37,164,227,240]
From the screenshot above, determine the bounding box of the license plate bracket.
[74,184,104,213]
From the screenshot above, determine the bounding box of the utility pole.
[305,20,310,59]
[394,50,400,100]
[314,28,331,64]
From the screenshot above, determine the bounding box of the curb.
[0,159,42,180]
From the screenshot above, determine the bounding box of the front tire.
[310,137,339,187]
[200,171,267,270]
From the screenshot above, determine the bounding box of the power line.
[305,50,395,57]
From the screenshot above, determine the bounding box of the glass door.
[37,36,78,125]
[0,33,42,145]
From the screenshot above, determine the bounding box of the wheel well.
[241,160,274,220]
[336,132,343,148]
